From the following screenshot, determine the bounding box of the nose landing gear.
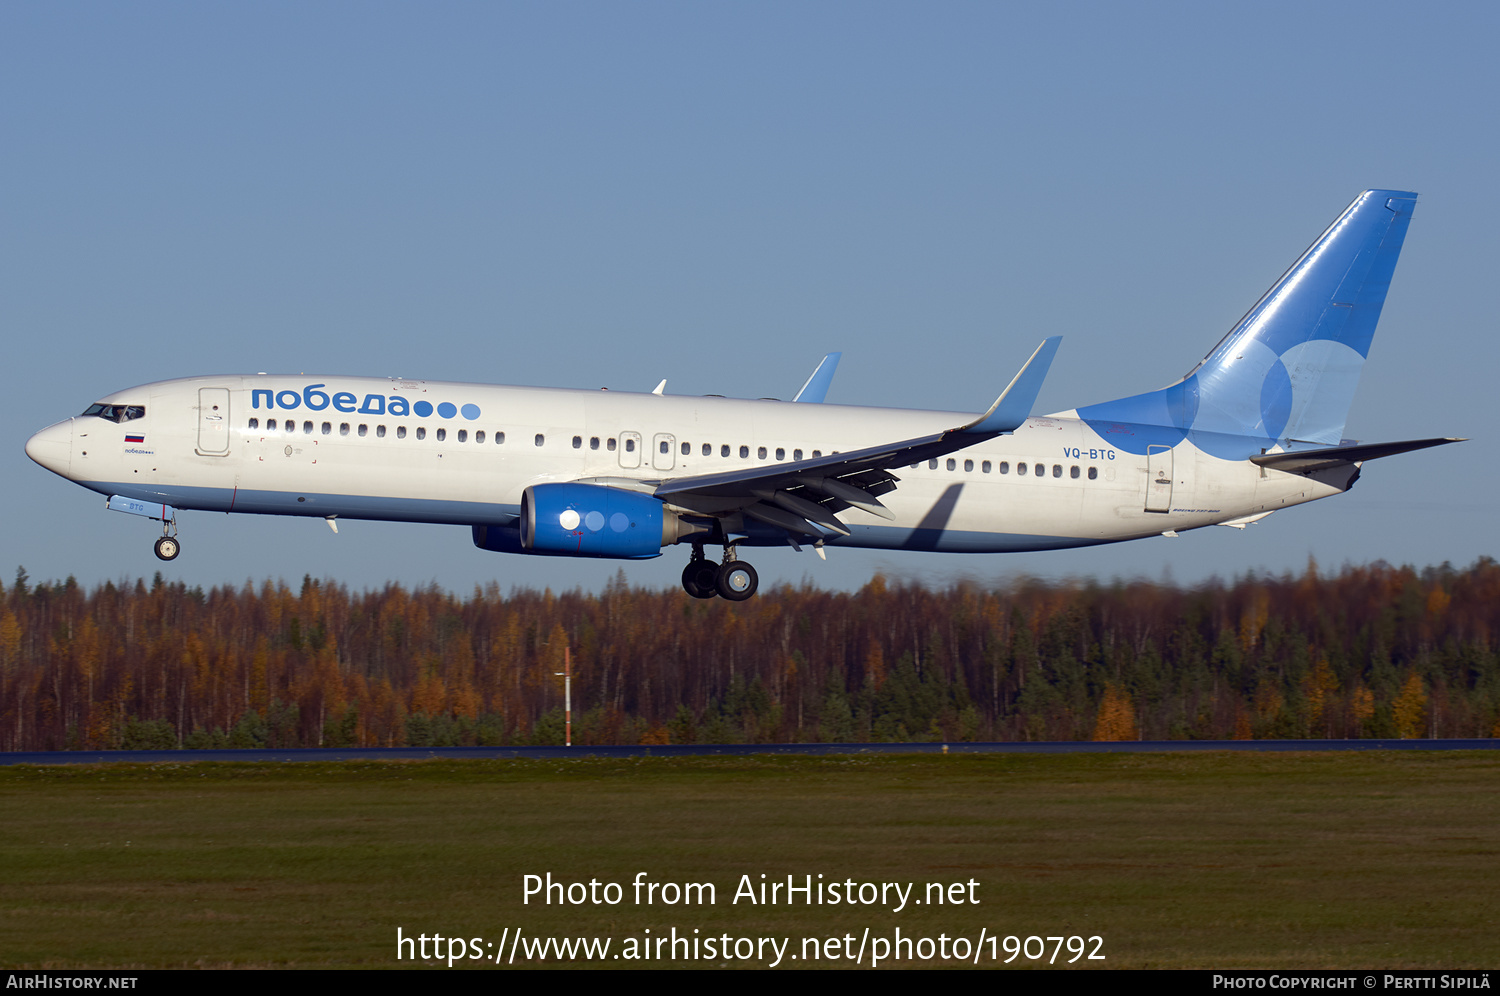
[680,544,760,601]
[153,514,180,561]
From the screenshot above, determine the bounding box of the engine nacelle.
[474,483,708,560]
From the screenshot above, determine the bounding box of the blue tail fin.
[1077,190,1417,458]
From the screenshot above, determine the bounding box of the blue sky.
[4,1,1494,595]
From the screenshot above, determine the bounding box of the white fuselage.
[29,374,1344,555]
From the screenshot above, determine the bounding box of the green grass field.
[2,752,1497,969]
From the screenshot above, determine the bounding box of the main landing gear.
[153,516,180,561]
[681,544,759,601]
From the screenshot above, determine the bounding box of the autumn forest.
[2,556,1498,752]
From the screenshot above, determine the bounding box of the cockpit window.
[81,404,145,423]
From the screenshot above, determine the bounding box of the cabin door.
[1145,445,1173,512]
[196,388,231,456]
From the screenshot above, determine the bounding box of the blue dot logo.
[413,400,433,418]
[461,403,481,420]
[437,402,457,419]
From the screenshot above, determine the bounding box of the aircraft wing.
[654,338,1061,536]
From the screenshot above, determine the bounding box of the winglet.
[955,336,1062,434]
[793,352,842,403]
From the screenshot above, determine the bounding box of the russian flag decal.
[125,434,145,443]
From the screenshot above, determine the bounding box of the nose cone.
[26,419,73,477]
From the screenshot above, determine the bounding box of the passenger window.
[340,423,350,436]
[536,434,545,447]
[378,425,387,438]
[358,424,367,437]
[624,438,634,452]
[776,448,785,461]
[1018,463,1027,476]
[660,440,670,454]
[740,445,749,458]
[608,438,616,451]
[702,443,711,456]
[946,458,956,471]
[591,437,600,450]
[397,426,406,439]
[793,449,803,461]
[416,427,426,440]
[496,432,505,444]
[928,459,938,470]
[1088,467,1098,480]
[812,450,821,458]
[1052,464,1062,478]
[682,442,690,456]
[758,446,767,460]
[249,418,259,430]
[982,461,991,473]
[721,444,730,457]
[1070,465,1079,478]
[964,459,974,472]
[999,461,1008,474]
[267,418,278,431]
[1034,463,1044,476]
[457,430,467,442]
[474,430,483,443]
[573,436,583,449]
[436,428,446,441]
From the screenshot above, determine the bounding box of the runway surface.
[2,739,1497,764]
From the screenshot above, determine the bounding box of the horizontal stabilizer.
[1250,437,1464,474]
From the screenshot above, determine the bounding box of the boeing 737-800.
[26,190,1459,600]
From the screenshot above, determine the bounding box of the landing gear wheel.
[681,560,719,599]
[716,561,758,601]
[154,536,181,561]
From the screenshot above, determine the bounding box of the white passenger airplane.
[26,190,1459,600]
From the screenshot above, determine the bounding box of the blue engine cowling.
[472,485,711,559]
[523,483,667,559]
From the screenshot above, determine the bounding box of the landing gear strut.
[679,544,760,601]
